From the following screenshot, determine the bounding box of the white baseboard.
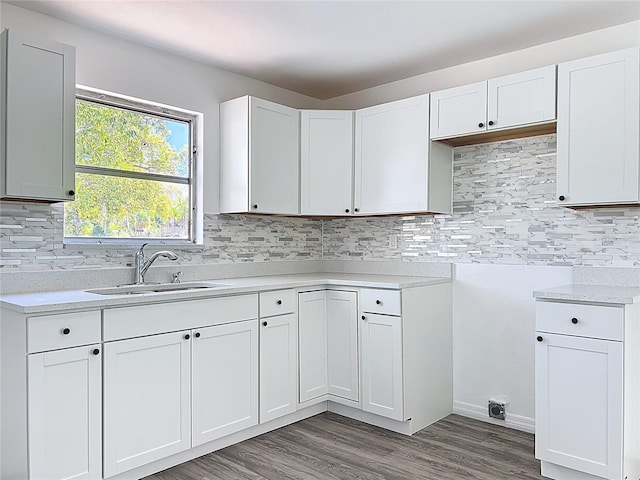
[453,400,535,434]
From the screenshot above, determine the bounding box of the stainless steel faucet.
[133,243,178,284]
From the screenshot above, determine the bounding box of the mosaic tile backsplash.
[0,208,322,270]
[323,135,639,267]
[1,134,639,271]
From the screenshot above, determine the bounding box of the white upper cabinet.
[220,96,300,215]
[556,48,640,206]
[355,94,452,215]
[487,65,556,131]
[430,82,487,139]
[430,65,556,140]
[1,29,76,202]
[300,110,354,215]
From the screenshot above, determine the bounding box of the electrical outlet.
[389,234,398,249]
[488,400,506,420]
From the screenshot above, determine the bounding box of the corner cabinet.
[430,65,556,140]
[556,48,640,206]
[1,29,76,202]
[220,96,300,215]
[355,94,453,215]
[298,289,359,405]
[535,300,640,480]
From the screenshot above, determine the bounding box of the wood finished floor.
[144,413,543,480]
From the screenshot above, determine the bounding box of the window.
[64,88,199,243]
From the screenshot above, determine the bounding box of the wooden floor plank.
[145,413,542,480]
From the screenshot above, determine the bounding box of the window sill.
[63,238,204,251]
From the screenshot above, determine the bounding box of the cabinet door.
[429,82,487,139]
[1,30,75,201]
[192,320,258,446]
[249,97,299,214]
[28,345,101,480]
[354,94,430,214]
[260,313,297,423]
[298,291,328,402]
[327,290,359,402]
[535,333,623,479]
[361,313,403,421]
[103,331,191,477]
[557,48,640,206]
[487,65,556,131]
[300,110,354,215]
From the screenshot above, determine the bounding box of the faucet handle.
[171,271,183,284]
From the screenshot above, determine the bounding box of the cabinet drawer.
[103,294,258,341]
[28,311,101,353]
[535,301,623,341]
[360,289,401,316]
[260,289,296,317]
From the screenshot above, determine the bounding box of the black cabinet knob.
[184,334,190,340]
[62,328,70,335]
[277,300,282,305]
[488,121,494,126]
[571,317,579,324]
[558,195,565,201]
[195,332,201,338]
[345,209,350,213]
[478,122,484,128]
[67,190,75,196]
[375,300,381,305]
[262,321,268,327]
[361,315,366,320]
[354,208,359,212]
[252,204,258,209]
[92,348,100,356]
[537,336,543,342]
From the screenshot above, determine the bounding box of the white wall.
[0,3,324,213]
[452,264,572,431]
[323,21,640,109]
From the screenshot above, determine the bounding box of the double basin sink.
[87,282,230,296]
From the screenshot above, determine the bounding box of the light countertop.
[533,284,640,305]
[0,273,450,314]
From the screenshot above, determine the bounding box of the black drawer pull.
[571,317,578,324]
[62,328,71,335]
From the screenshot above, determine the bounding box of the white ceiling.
[9,0,640,99]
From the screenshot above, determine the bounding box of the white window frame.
[65,86,203,246]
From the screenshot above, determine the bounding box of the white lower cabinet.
[298,290,359,405]
[28,344,102,480]
[327,290,359,402]
[298,290,328,402]
[535,300,640,480]
[360,312,404,421]
[259,312,297,423]
[192,319,258,446]
[103,331,192,478]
